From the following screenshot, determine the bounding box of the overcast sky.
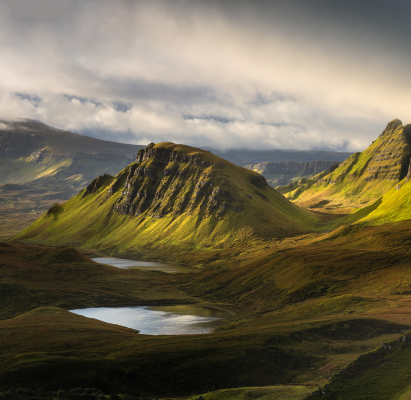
[0,0,410,151]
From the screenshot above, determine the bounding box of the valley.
[3,119,411,399]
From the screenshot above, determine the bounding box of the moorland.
[2,119,411,399]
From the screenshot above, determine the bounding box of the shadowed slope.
[246,160,339,188]
[179,220,411,314]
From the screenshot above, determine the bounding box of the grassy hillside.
[5,222,411,395]
[194,385,313,399]
[0,242,194,320]
[277,119,411,213]
[0,118,143,186]
[12,143,317,260]
[179,219,411,314]
[319,330,411,399]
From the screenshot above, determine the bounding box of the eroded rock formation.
[103,144,268,219]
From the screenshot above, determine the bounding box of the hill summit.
[13,142,316,258]
[277,118,411,211]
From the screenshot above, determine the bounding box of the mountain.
[246,160,339,187]
[0,118,144,186]
[0,119,144,240]
[277,119,411,213]
[12,142,317,259]
[205,147,352,167]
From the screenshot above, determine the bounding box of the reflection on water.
[71,305,232,335]
[92,257,198,274]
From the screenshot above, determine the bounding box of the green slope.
[277,119,411,212]
[12,142,317,257]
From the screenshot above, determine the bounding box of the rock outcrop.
[105,143,263,220]
[82,174,113,197]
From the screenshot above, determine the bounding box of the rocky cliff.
[108,143,269,220]
[246,160,339,187]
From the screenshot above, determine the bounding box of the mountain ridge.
[277,118,411,212]
[246,160,339,187]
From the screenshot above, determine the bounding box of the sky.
[0,0,410,151]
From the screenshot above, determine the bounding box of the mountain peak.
[381,118,403,136]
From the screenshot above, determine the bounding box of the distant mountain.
[0,118,143,157]
[204,147,352,167]
[0,119,144,186]
[0,118,145,240]
[277,119,411,213]
[13,142,316,256]
[245,160,339,187]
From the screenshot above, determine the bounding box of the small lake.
[71,305,232,335]
[92,257,198,274]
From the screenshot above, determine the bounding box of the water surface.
[92,257,198,274]
[71,305,232,335]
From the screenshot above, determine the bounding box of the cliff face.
[247,160,339,187]
[363,119,411,182]
[106,143,267,220]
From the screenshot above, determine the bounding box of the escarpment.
[247,160,339,187]
[277,119,411,206]
[106,143,268,220]
[362,119,411,182]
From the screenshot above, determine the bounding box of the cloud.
[0,0,409,151]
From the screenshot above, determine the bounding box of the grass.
[5,221,411,396]
[0,242,195,320]
[191,385,313,399]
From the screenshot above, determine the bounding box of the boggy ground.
[3,221,411,398]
